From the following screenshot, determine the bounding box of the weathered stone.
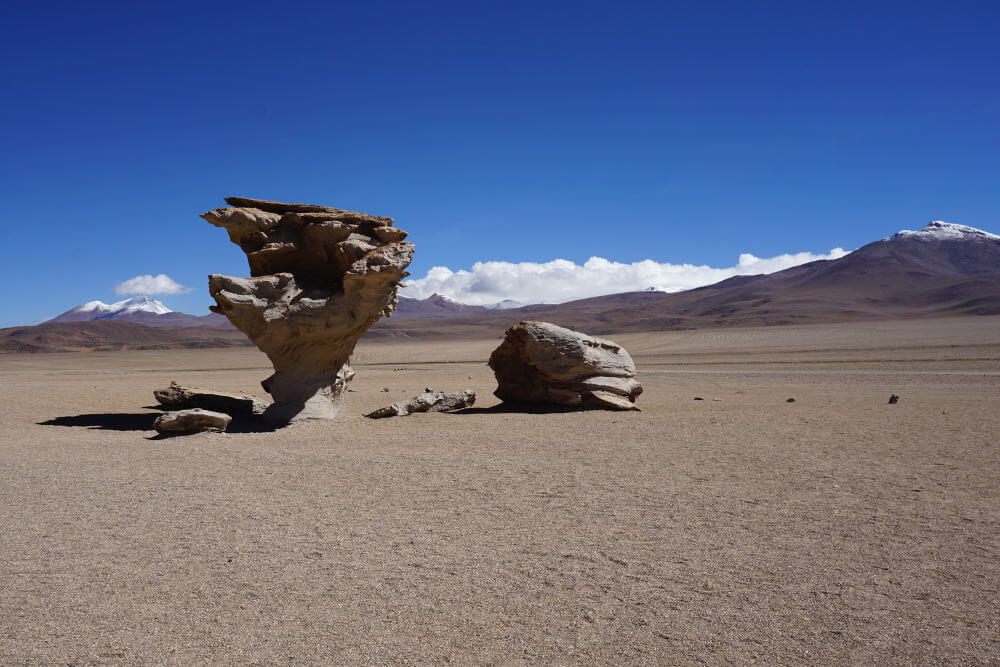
[488,321,642,410]
[427,389,476,412]
[365,389,476,419]
[153,408,232,434]
[204,197,413,423]
[153,381,268,416]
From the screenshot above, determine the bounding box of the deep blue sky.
[2,0,998,325]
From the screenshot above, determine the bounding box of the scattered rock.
[787,398,796,403]
[153,408,231,434]
[366,390,476,419]
[488,321,642,410]
[203,197,413,423]
[154,381,268,416]
[888,394,899,404]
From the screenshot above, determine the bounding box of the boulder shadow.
[447,403,597,415]
[38,412,281,435]
[39,413,158,431]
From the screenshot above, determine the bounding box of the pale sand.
[1,317,998,664]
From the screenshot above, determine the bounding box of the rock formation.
[154,408,232,434]
[154,381,268,416]
[365,389,476,419]
[488,321,642,410]
[203,197,414,422]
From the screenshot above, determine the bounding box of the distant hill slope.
[0,321,249,353]
[393,294,490,319]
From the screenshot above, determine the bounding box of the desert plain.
[1,317,998,664]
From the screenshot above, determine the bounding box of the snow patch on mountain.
[887,221,1000,242]
[485,299,525,310]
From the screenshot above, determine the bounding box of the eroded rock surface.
[153,381,268,416]
[366,389,476,419]
[153,408,232,434]
[203,197,414,423]
[488,321,642,410]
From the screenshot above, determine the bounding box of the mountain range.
[5,220,998,352]
[370,220,1000,337]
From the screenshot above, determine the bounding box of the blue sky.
[2,0,998,324]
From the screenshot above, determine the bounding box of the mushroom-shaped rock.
[153,409,232,434]
[488,321,642,410]
[203,197,414,423]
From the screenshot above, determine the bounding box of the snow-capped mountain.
[43,296,232,328]
[46,296,173,323]
[485,299,525,310]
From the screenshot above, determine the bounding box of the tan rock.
[204,197,414,423]
[153,408,232,434]
[153,381,268,416]
[365,389,476,419]
[488,321,642,410]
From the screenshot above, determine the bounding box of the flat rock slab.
[154,381,268,416]
[153,409,232,434]
[366,390,476,419]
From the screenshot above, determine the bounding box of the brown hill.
[0,321,250,353]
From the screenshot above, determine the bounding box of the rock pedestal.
[203,197,414,423]
[488,321,642,410]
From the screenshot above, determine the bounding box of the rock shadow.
[39,413,157,431]
[38,412,281,435]
[448,402,598,415]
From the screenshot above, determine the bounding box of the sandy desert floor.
[1,317,998,664]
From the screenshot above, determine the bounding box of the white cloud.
[114,274,193,295]
[401,248,850,305]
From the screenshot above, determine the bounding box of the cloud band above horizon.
[114,273,192,295]
[401,247,850,305]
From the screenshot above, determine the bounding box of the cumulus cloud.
[114,274,193,295]
[401,248,850,305]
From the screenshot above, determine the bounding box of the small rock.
[366,390,476,419]
[380,387,390,392]
[787,398,796,403]
[424,387,433,393]
[153,408,231,434]
[427,389,476,413]
[154,381,268,416]
[693,397,704,401]
[888,394,899,404]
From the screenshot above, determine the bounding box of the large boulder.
[153,409,232,434]
[202,197,414,423]
[153,381,268,416]
[488,321,642,410]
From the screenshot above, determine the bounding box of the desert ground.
[1,317,998,664]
